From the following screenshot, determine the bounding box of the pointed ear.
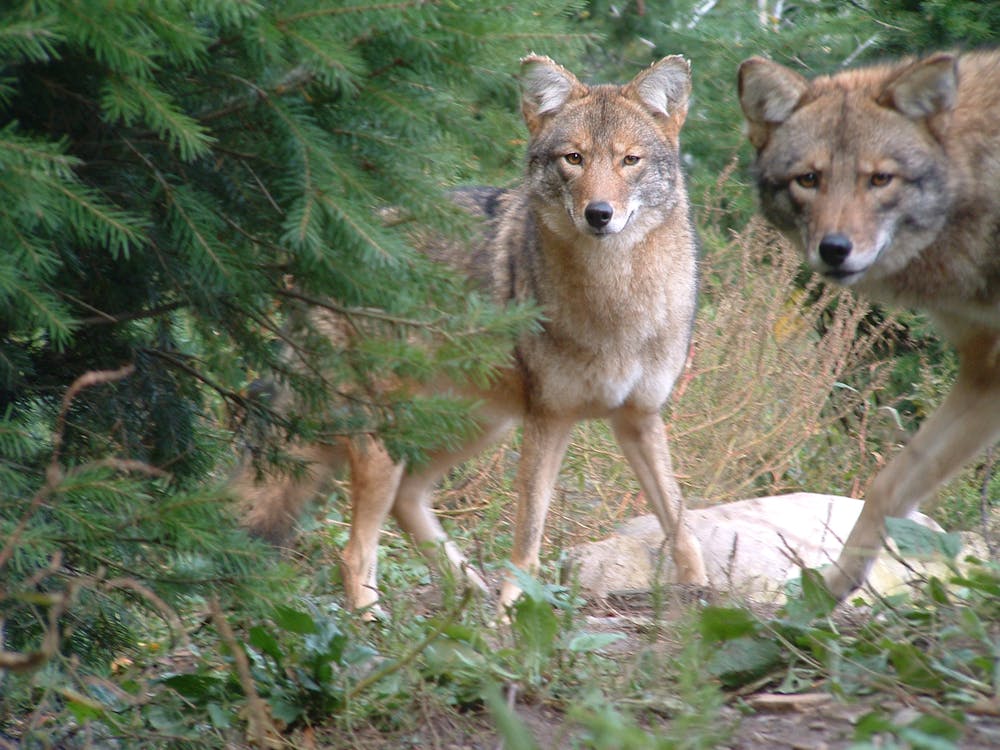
[878,53,957,120]
[625,55,692,128]
[738,57,808,149]
[520,54,587,134]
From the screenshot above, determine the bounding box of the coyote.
[238,55,707,615]
[738,50,1000,600]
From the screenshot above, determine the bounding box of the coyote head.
[737,54,957,287]
[519,54,691,244]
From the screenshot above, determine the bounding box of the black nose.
[585,201,614,229]
[818,233,853,267]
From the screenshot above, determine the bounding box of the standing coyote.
[738,50,1000,600]
[238,55,707,614]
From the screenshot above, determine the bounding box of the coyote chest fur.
[739,50,1000,601]
[239,55,707,616]
[459,177,695,417]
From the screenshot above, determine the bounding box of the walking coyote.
[739,50,1000,599]
[239,55,707,614]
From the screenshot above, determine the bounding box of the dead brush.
[672,210,902,505]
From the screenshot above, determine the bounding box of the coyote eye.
[564,152,583,165]
[794,172,819,189]
[870,172,893,188]
[623,154,641,166]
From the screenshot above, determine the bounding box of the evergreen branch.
[197,67,314,124]
[141,348,247,407]
[69,298,186,327]
[263,102,317,249]
[276,288,453,335]
[103,576,188,649]
[314,186,398,264]
[102,75,215,161]
[67,457,170,481]
[49,179,146,257]
[0,365,135,575]
[3,281,75,347]
[59,5,158,78]
[0,554,71,673]
[51,365,136,469]
[276,2,429,25]
[278,27,358,89]
[0,16,63,64]
[0,124,80,175]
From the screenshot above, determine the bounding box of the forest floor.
[295,584,1000,750]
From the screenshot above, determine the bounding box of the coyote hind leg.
[390,415,517,601]
[341,436,406,616]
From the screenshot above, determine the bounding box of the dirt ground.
[309,589,1000,750]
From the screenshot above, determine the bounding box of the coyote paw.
[821,564,864,603]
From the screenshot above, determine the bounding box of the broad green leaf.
[707,636,784,688]
[272,605,319,634]
[698,606,758,643]
[886,517,962,561]
[567,631,626,653]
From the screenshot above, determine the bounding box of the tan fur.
[738,50,1000,600]
[235,55,707,615]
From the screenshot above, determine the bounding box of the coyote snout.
[584,201,615,229]
[813,229,891,285]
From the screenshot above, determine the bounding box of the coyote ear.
[879,53,957,121]
[738,57,808,149]
[520,54,586,134]
[627,55,692,127]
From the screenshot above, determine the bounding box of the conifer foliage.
[0,0,579,690]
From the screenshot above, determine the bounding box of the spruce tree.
[0,0,582,704]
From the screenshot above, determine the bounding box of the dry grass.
[671,211,899,505]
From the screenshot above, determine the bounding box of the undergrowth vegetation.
[4,170,997,748]
[3,1,1000,748]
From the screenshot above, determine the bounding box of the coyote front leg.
[611,409,707,585]
[499,415,575,609]
[825,342,1000,600]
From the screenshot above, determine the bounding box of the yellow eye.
[564,152,583,165]
[870,172,893,187]
[623,154,641,166]
[794,172,819,189]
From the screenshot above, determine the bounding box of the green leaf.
[885,641,944,692]
[249,625,283,665]
[566,631,626,653]
[207,702,231,729]
[886,517,962,561]
[270,698,304,726]
[162,673,221,700]
[512,595,559,663]
[707,636,784,688]
[903,711,965,747]
[698,606,759,643]
[783,568,839,624]
[272,605,319,635]
[927,576,950,604]
[854,709,896,741]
